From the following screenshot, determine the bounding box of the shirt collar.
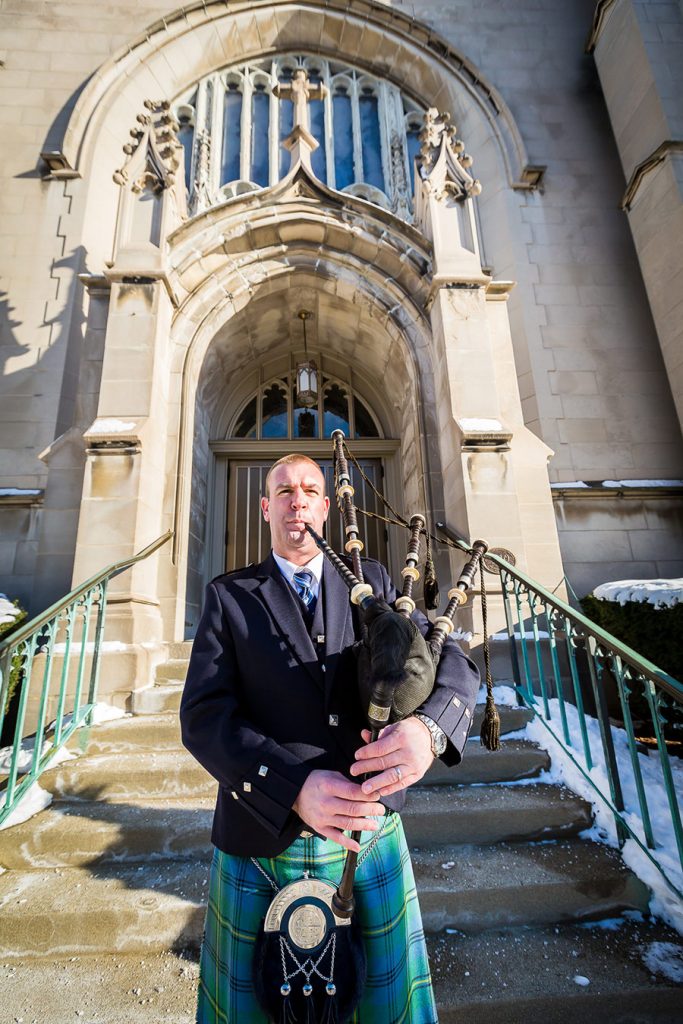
[272,550,324,597]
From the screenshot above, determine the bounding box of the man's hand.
[349,717,434,798]
[292,770,385,853]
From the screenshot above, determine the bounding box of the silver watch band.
[413,712,447,757]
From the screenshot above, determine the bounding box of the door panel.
[225,458,388,571]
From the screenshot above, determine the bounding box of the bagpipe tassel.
[423,533,440,611]
[480,691,500,751]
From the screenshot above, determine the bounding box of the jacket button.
[329,714,339,727]
[243,781,252,792]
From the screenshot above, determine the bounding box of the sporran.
[251,816,388,1024]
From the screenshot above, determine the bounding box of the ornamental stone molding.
[53,0,532,190]
[113,99,184,195]
[417,108,482,202]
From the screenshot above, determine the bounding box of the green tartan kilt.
[196,812,438,1024]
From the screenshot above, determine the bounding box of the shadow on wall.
[0,247,105,616]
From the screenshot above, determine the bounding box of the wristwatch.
[412,712,448,758]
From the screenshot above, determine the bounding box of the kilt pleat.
[196,812,438,1024]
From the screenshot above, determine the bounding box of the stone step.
[0,797,215,870]
[411,839,650,933]
[3,917,682,1024]
[131,682,183,715]
[66,714,182,755]
[169,641,193,660]
[154,658,190,683]
[427,739,549,785]
[38,750,217,802]
[431,918,683,1023]
[403,783,593,846]
[0,860,208,959]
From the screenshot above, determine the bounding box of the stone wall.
[0,0,681,617]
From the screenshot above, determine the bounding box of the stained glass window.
[262,382,288,438]
[174,55,432,221]
[231,375,381,440]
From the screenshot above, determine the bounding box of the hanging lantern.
[295,310,318,409]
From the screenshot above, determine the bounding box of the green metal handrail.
[0,531,173,827]
[437,522,683,899]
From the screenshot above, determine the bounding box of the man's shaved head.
[264,454,325,498]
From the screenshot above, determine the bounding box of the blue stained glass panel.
[178,124,194,192]
[333,92,354,190]
[250,87,270,187]
[359,92,384,192]
[278,97,293,178]
[310,98,327,182]
[406,126,421,194]
[221,88,242,183]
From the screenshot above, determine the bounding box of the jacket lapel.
[254,553,322,686]
[322,555,352,707]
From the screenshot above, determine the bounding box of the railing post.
[586,636,627,843]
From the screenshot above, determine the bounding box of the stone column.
[415,110,565,642]
[70,101,186,702]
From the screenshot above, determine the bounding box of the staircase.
[1,657,682,1024]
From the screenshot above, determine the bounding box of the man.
[180,454,480,1023]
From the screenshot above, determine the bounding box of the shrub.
[0,595,28,715]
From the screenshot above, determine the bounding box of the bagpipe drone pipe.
[253,430,504,1024]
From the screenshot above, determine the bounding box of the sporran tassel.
[320,991,339,1024]
[423,532,440,610]
[478,561,500,751]
[278,988,298,1024]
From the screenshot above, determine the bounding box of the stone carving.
[417,108,481,201]
[390,130,411,221]
[113,99,184,193]
[191,129,212,215]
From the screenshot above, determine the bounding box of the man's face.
[261,460,330,563]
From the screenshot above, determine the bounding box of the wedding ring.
[395,766,402,784]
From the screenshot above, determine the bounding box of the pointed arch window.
[173,54,427,221]
[231,373,380,440]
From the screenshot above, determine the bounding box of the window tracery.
[231,373,381,440]
[173,54,425,220]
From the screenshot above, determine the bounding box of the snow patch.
[52,639,129,654]
[87,418,136,434]
[592,579,683,609]
[0,595,23,627]
[573,975,590,987]
[520,699,683,934]
[459,418,503,431]
[641,941,683,982]
[477,683,518,707]
[0,782,52,830]
[0,488,42,497]
[490,630,550,640]
[602,479,683,488]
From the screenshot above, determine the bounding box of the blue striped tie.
[292,568,315,609]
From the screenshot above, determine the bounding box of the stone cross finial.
[273,69,326,135]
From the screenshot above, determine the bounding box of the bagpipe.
[254,429,502,1024]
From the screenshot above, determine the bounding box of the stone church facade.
[1,0,681,701]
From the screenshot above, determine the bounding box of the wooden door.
[225,457,388,571]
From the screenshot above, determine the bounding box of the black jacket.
[180,551,479,856]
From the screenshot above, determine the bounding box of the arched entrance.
[182,274,432,635]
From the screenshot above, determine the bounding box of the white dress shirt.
[272,550,324,602]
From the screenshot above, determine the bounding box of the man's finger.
[319,827,361,854]
[321,774,369,800]
[354,732,400,761]
[349,753,400,777]
[362,768,416,797]
[332,814,381,833]
[328,796,385,818]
